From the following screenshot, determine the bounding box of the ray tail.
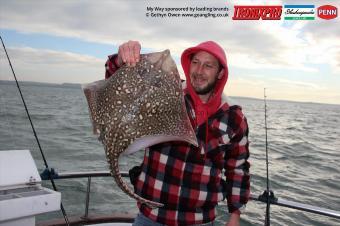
[110,151,164,208]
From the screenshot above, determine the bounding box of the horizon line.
[0,79,339,107]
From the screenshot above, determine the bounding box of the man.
[105,40,250,226]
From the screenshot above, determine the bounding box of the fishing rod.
[260,88,277,225]
[256,89,340,224]
[264,88,271,226]
[0,35,70,226]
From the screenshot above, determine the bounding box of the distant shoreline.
[0,79,82,89]
[0,79,339,106]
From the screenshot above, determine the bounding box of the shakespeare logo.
[232,6,282,20]
[318,5,338,20]
[284,5,315,20]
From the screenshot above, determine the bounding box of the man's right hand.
[117,40,141,67]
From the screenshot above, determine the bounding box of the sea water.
[0,81,339,226]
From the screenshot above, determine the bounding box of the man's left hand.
[225,213,240,226]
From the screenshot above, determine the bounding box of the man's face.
[189,51,222,95]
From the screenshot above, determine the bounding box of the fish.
[83,50,198,208]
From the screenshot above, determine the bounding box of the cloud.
[270,78,323,90]
[225,74,340,104]
[1,0,339,104]
[0,46,103,83]
[1,0,338,74]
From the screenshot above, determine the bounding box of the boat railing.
[39,169,340,225]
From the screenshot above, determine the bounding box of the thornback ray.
[83,50,198,208]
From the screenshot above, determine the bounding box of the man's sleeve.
[105,54,119,79]
[224,106,250,215]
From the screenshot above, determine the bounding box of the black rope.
[264,88,270,226]
[0,35,70,226]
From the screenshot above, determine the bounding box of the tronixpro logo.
[232,6,282,20]
[318,5,338,20]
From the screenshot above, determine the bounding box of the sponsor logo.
[318,5,338,20]
[284,5,315,20]
[232,6,282,20]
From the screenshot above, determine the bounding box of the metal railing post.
[83,176,92,219]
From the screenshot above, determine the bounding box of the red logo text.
[318,5,338,20]
[233,6,282,20]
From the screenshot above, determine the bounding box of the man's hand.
[225,213,240,226]
[117,40,141,67]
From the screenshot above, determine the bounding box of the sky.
[0,0,339,104]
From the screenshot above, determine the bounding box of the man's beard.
[191,76,218,95]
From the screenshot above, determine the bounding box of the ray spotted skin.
[83,50,198,208]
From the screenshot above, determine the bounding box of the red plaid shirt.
[105,55,250,225]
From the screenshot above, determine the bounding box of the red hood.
[181,41,229,126]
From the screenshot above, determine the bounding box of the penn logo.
[233,6,282,20]
[318,5,337,20]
